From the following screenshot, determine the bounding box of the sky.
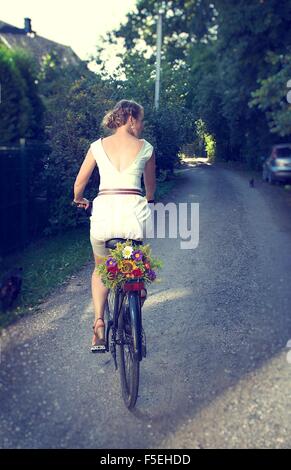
[1,0,138,74]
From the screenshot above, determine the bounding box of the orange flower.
[119,260,136,274]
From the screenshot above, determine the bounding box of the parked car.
[262,144,291,184]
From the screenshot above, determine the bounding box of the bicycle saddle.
[105,238,143,249]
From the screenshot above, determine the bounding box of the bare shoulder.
[101,135,111,142]
[103,135,147,151]
[104,134,144,143]
[143,139,154,152]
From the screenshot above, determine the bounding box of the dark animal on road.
[0,267,23,311]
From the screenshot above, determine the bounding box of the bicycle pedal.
[91,345,106,353]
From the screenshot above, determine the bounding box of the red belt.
[98,188,143,196]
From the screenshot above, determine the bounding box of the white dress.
[89,137,154,241]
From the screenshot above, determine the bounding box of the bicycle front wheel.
[104,289,114,323]
[104,289,115,353]
[117,292,140,410]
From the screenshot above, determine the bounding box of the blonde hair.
[102,99,144,130]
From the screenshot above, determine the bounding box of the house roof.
[0,19,83,67]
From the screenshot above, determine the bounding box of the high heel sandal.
[91,317,106,353]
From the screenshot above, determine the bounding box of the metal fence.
[0,138,51,257]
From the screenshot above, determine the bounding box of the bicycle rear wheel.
[117,292,140,409]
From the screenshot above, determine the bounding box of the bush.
[144,105,196,175]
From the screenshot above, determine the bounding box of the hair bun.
[101,100,143,130]
[105,111,119,129]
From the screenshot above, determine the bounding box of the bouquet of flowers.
[95,240,163,290]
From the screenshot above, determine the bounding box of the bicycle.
[103,237,147,409]
[72,199,148,409]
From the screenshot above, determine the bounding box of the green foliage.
[111,0,217,57]
[183,0,291,165]
[204,133,216,162]
[194,118,216,161]
[249,52,291,137]
[149,105,195,173]
[0,44,45,143]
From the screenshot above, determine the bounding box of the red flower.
[108,265,118,273]
[132,268,143,277]
[144,262,151,270]
[107,266,118,278]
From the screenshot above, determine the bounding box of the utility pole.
[154,8,163,110]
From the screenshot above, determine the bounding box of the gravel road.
[1,160,291,449]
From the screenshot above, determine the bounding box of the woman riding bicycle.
[72,100,156,351]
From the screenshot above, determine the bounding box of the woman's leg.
[90,236,110,345]
[92,255,109,318]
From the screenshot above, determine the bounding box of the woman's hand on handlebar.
[72,197,90,210]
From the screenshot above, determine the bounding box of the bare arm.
[73,148,96,201]
[143,149,156,201]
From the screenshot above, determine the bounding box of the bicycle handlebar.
[71,200,92,208]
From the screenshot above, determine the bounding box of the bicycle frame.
[105,279,145,368]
